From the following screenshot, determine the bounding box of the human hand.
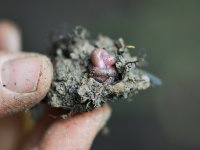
[0,21,111,150]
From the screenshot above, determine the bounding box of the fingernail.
[1,56,41,93]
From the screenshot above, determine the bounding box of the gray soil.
[47,26,153,113]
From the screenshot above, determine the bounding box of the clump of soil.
[47,26,157,113]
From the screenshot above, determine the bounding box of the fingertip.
[28,53,53,104]
[0,53,53,117]
[39,105,111,150]
[0,20,21,52]
[32,54,54,103]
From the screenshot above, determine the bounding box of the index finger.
[0,21,21,52]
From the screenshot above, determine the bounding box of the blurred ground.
[1,0,200,149]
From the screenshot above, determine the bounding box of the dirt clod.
[47,26,156,113]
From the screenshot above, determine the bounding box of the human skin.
[0,21,111,150]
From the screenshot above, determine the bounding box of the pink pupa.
[89,48,117,83]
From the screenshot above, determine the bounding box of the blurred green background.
[1,0,200,149]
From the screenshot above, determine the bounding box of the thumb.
[0,52,53,117]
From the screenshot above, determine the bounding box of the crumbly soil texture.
[47,26,152,113]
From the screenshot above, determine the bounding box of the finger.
[39,105,111,150]
[0,52,53,117]
[20,106,57,150]
[0,21,21,52]
[0,21,25,150]
[22,105,111,150]
[0,113,23,150]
